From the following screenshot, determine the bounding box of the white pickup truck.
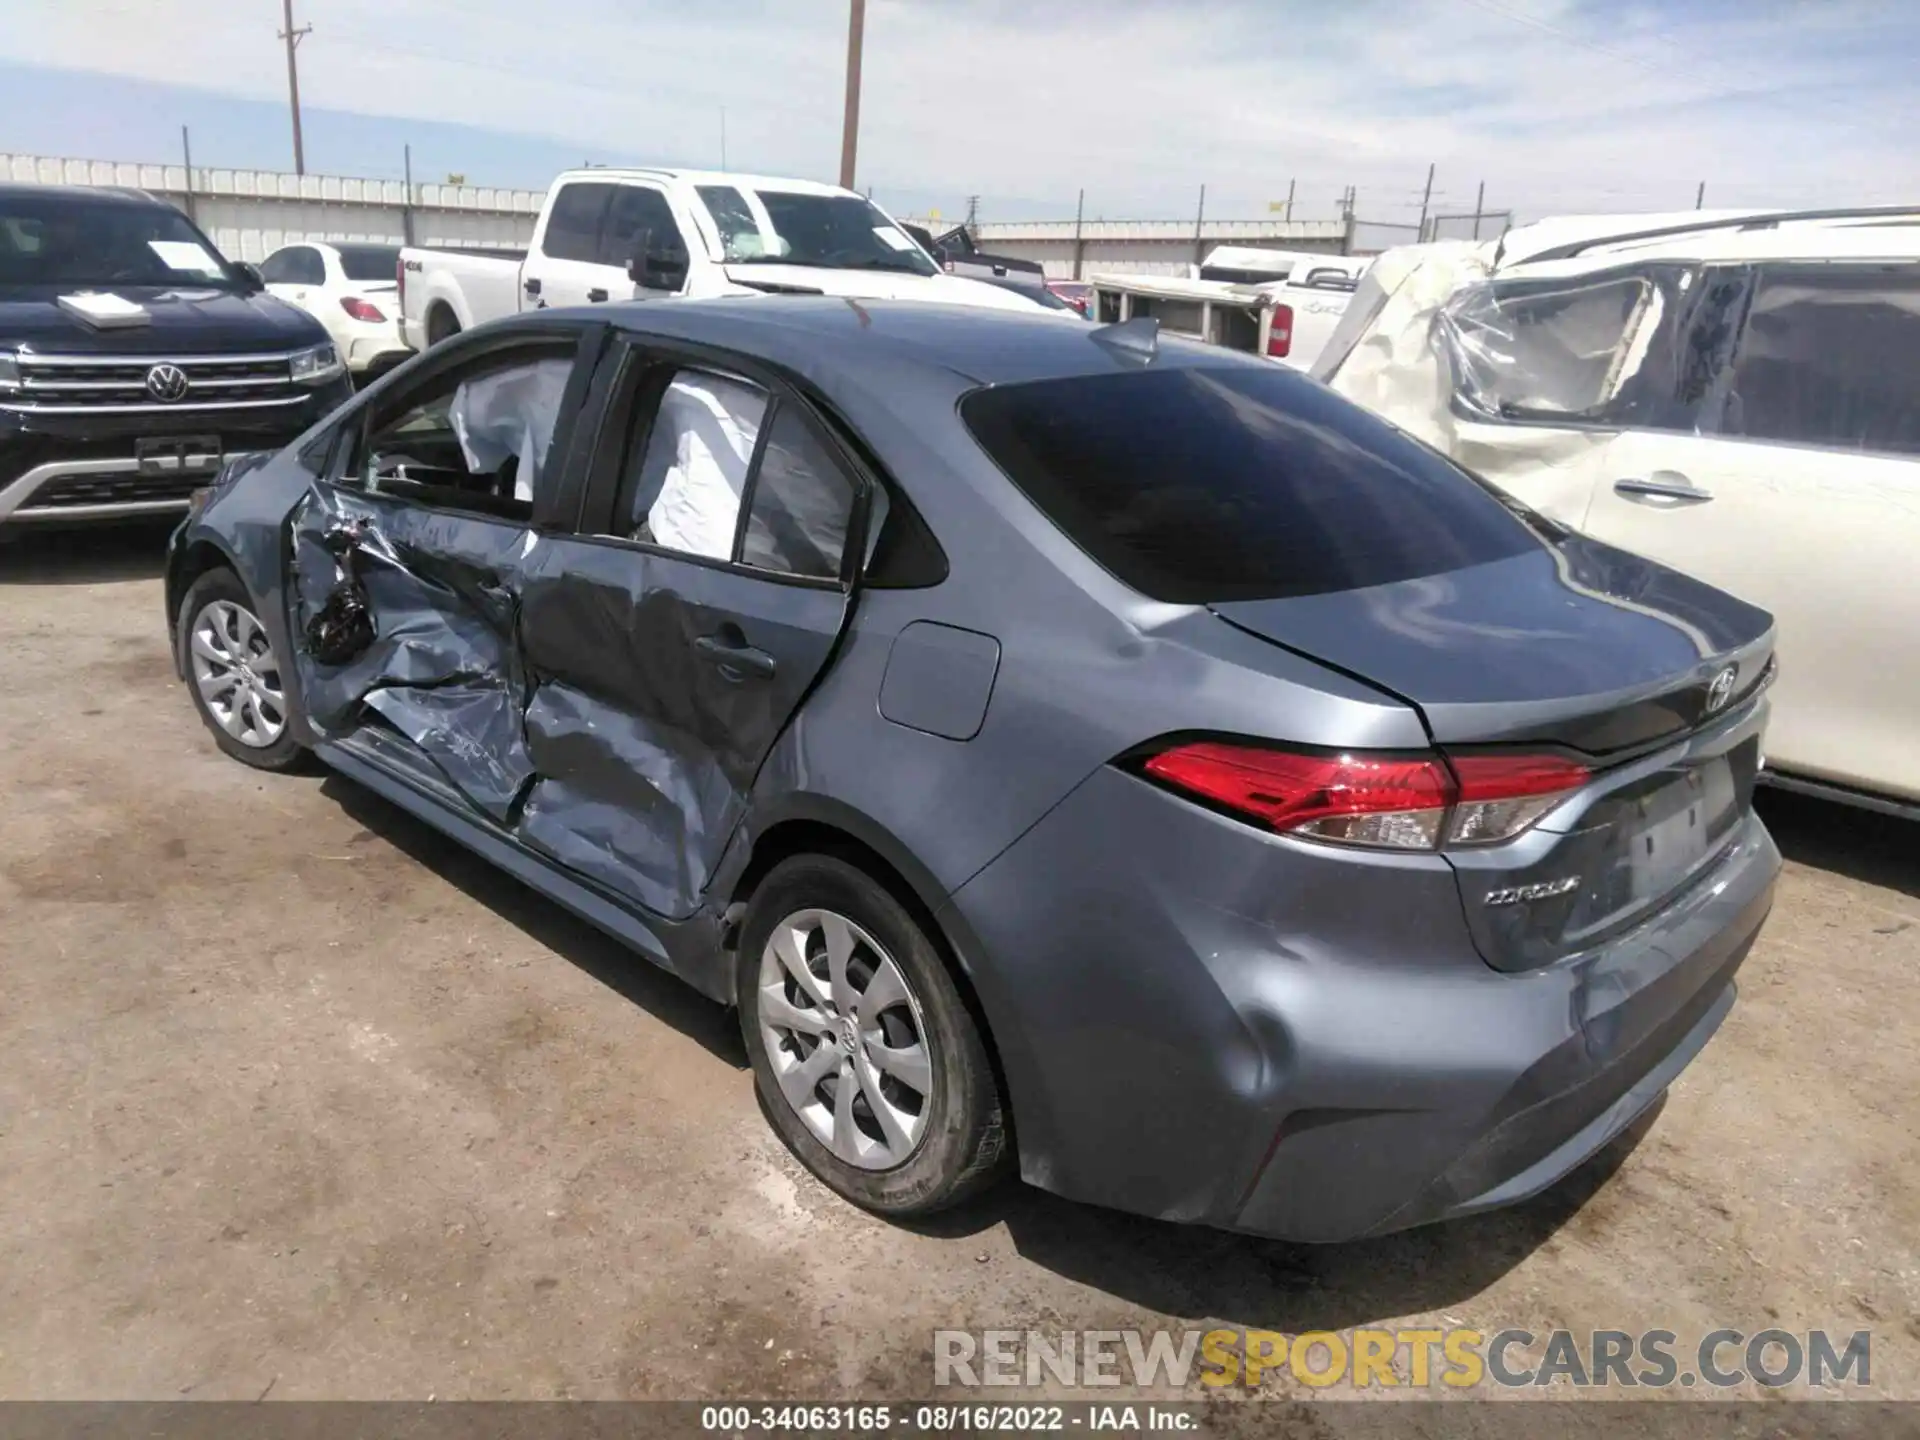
[1085,254,1369,371]
[399,168,1048,347]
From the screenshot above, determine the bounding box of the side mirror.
[627,231,689,292]
[234,261,265,291]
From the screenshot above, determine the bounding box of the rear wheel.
[177,568,306,772]
[426,303,461,346]
[737,855,1008,1216]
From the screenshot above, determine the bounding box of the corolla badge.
[1705,665,1738,714]
[1485,876,1580,906]
[145,363,191,402]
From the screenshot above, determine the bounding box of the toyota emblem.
[1705,665,1738,714]
[145,363,191,402]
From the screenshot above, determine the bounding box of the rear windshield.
[334,243,401,281]
[960,365,1536,603]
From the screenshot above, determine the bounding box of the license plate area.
[135,435,223,477]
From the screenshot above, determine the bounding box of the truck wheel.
[737,854,1010,1217]
[426,305,461,346]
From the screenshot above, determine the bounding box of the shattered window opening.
[1437,273,1661,423]
[353,346,576,521]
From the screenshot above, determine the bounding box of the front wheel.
[738,855,1009,1216]
[177,568,307,772]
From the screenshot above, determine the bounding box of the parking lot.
[2,522,1916,1407]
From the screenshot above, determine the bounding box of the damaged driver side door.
[283,323,603,822]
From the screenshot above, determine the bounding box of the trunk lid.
[1212,534,1775,969]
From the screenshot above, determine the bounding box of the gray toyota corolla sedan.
[164,299,1779,1242]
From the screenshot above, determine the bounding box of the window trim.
[572,333,876,592]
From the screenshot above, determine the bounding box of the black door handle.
[523,276,542,297]
[587,288,608,302]
[694,633,777,680]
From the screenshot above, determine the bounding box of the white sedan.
[259,241,410,380]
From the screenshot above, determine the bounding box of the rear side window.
[542,182,614,263]
[1722,264,1920,457]
[960,365,1536,604]
[742,406,857,580]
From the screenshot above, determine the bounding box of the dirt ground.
[1,523,1915,1413]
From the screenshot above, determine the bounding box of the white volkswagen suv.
[1318,207,1920,818]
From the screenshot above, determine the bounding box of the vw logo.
[144,363,191,402]
[1705,665,1738,714]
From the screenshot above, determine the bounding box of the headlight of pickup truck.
[289,343,344,385]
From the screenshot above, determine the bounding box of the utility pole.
[279,0,312,175]
[402,143,416,245]
[179,126,197,221]
[1192,183,1206,266]
[1472,179,1486,239]
[1072,187,1085,280]
[1416,162,1436,241]
[1695,180,1706,209]
[1284,177,1296,220]
[838,0,866,189]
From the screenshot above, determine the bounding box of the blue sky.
[3,0,1915,224]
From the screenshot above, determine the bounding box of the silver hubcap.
[757,908,935,1171]
[190,598,286,748]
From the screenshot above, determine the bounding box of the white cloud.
[6,0,1916,222]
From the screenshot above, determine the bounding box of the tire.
[426,304,461,347]
[177,568,307,773]
[738,854,1009,1216]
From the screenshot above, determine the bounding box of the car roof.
[550,168,858,199]
[0,182,170,208]
[555,296,1271,388]
[1494,207,1920,271]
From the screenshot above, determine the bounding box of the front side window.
[961,363,1537,604]
[693,186,936,276]
[1436,271,1661,422]
[600,187,687,273]
[0,193,236,288]
[1720,263,1920,457]
[357,346,575,519]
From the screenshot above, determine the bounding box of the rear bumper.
[943,767,1780,1243]
[346,335,412,376]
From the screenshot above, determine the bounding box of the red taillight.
[1140,742,1589,850]
[341,295,385,322]
[1265,302,1294,358]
